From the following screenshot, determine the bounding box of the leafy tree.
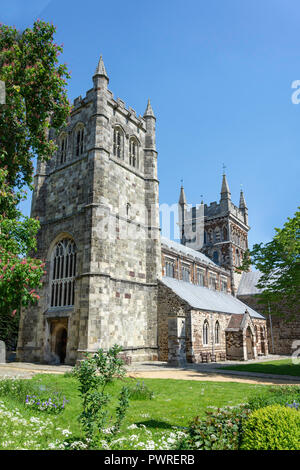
[0,20,70,347]
[240,208,300,316]
[0,20,70,188]
[0,165,45,347]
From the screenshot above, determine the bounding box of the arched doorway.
[55,327,67,364]
[246,327,254,359]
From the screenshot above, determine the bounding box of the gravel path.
[0,356,299,386]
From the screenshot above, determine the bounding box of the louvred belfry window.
[76,127,84,156]
[113,127,123,158]
[50,239,77,307]
[129,137,138,168]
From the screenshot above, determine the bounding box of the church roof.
[237,271,262,296]
[160,277,264,319]
[161,237,219,268]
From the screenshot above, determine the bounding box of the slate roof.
[237,271,262,296]
[161,277,264,319]
[161,237,219,268]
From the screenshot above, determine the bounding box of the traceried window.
[209,273,217,290]
[215,321,220,344]
[113,127,124,158]
[75,126,84,157]
[165,260,175,278]
[197,268,205,286]
[50,239,76,308]
[221,278,228,292]
[59,134,68,164]
[129,137,139,168]
[181,265,190,282]
[203,320,209,345]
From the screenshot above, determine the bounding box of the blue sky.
[1,0,299,248]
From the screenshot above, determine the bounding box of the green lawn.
[220,359,300,377]
[0,373,268,450]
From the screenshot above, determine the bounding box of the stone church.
[16,56,268,365]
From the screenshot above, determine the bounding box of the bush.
[241,404,300,450]
[174,405,250,450]
[73,345,130,449]
[127,381,154,400]
[247,385,300,411]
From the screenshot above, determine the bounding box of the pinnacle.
[94,55,108,79]
[144,98,155,117]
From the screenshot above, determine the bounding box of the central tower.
[178,173,249,295]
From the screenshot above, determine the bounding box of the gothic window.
[223,227,228,241]
[215,321,220,344]
[197,268,205,286]
[209,273,217,290]
[129,137,139,168]
[113,127,124,159]
[75,125,84,157]
[203,320,209,345]
[58,134,68,164]
[165,260,175,278]
[181,265,190,282]
[50,238,76,308]
[221,278,227,292]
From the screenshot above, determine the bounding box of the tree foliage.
[0,20,70,188]
[0,20,70,347]
[240,208,300,316]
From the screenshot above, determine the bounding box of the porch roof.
[160,277,265,319]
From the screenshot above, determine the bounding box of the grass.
[0,373,282,450]
[219,359,300,377]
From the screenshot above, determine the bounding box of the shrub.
[73,344,130,449]
[174,405,250,450]
[247,385,300,411]
[128,381,154,400]
[241,404,300,450]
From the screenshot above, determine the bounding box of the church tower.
[17,56,161,365]
[178,172,249,295]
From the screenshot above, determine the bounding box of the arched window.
[113,127,124,159]
[223,227,228,241]
[215,321,220,344]
[50,238,77,308]
[75,125,84,157]
[129,137,139,168]
[58,134,68,164]
[203,320,209,345]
